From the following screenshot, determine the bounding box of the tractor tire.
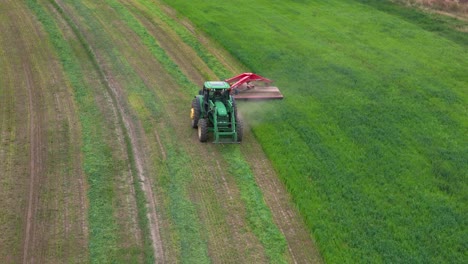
[231,97,238,119]
[191,98,201,128]
[198,119,209,142]
[236,117,243,142]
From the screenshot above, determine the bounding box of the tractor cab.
[201,81,230,104]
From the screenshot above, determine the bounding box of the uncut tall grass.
[163,0,467,262]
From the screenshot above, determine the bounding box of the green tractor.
[190,81,243,143]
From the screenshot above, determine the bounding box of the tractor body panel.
[214,101,227,116]
[191,82,241,143]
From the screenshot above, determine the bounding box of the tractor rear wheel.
[198,119,208,142]
[236,117,243,142]
[191,97,201,128]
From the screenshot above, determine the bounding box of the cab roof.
[204,81,230,89]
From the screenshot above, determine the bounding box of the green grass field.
[3,0,464,262]
[162,0,467,262]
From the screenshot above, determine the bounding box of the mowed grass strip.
[220,146,289,264]
[109,1,291,261]
[153,128,211,263]
[54,0,162,262]
[0,4,26,259]
[133,0,232,79]
[105,0,197,94]
[62,0,210,262]
[27,0,144,262]
[162,0,467,262]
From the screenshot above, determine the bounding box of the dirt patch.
[393,0,468,20]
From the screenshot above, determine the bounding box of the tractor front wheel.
[198,119,208,142]
[191,98,201,128]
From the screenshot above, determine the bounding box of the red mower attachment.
[225,73,283,100]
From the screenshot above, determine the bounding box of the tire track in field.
[52,1,164,261]
[12,4,46,260]
[22,62,43,264]
[3,2,58,262]
[13,1,90,261]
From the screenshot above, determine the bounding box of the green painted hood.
[215,101,227,116]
